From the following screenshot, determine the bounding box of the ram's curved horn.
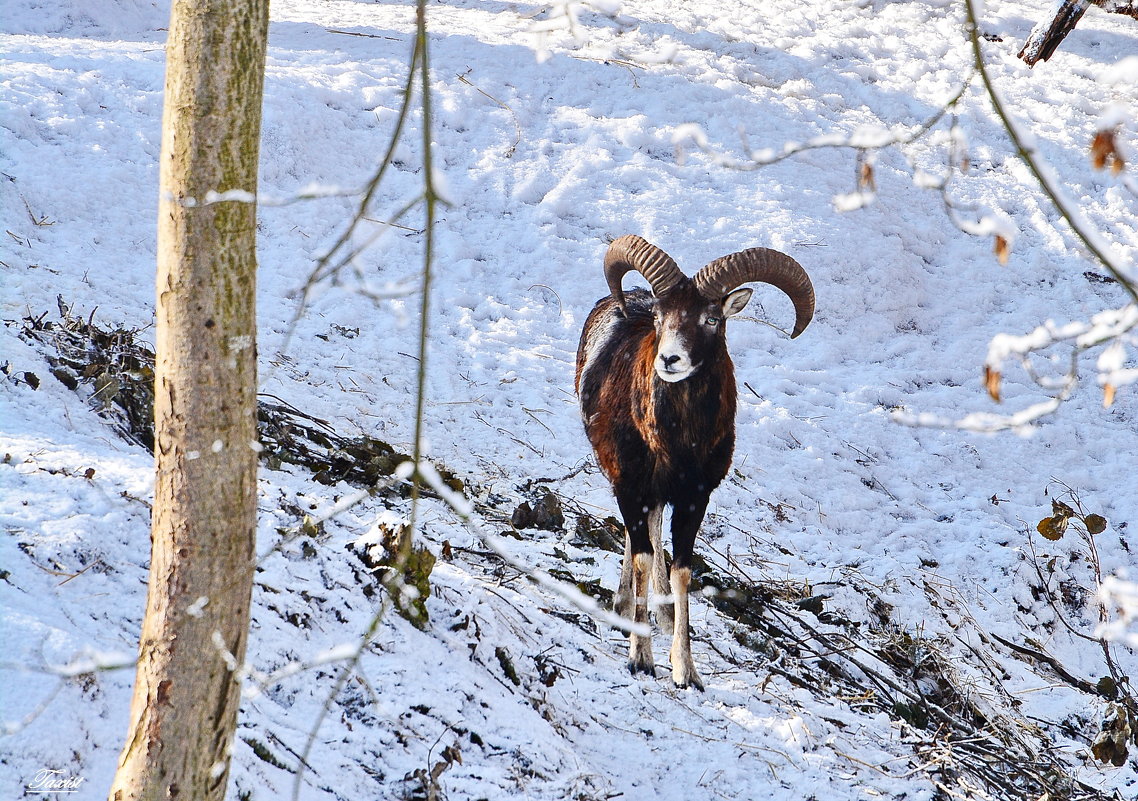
[693,248,815,338]
[604,235,686,316]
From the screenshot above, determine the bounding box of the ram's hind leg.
[615,530,634,622]
[616,494,655,677]
[647,505,674,634]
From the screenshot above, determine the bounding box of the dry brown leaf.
[859,160,876,191]
[1037,515,1067,541]
[994,234,1010,266]
[1091,129,1126,176]
[1091,704,1131,767]
[984,365,1002,403]
[1051,499,1076,519]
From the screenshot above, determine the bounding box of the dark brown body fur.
[576,288,736,568]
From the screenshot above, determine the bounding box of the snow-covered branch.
[1019,0,1138,67]
[672,77,974,220]
[1097,574,1138,648]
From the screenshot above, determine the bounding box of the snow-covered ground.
[2,1,1136,799]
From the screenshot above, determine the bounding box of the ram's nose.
[655,351,696,382]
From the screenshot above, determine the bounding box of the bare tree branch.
[1019,1,1138,67]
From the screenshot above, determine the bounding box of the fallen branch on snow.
[1019,1,1138,67]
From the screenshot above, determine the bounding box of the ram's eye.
[705,316,720,326]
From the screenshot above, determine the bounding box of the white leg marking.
[628,552,655,676]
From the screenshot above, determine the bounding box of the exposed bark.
[1019,0,1138,67]
[1099,0,1138,15]
[109,2,269,800]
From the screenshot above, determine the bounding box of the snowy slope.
[2,1,1136,799]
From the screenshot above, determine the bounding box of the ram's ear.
[722,288,753,318]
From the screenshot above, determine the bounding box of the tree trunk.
[109,2,268,800]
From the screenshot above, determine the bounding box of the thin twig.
[457,69,522,158]
[325,28,402,41]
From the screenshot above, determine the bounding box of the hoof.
[673,676,705,692]
[628,660,656,678]
[629,631,654,675]
[671,661,704,691]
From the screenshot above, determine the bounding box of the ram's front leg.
[617,495,655,677]
[628,552,654,675]
[668,565,701,690]
[669,497,707,690]
[618,506,671,632]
